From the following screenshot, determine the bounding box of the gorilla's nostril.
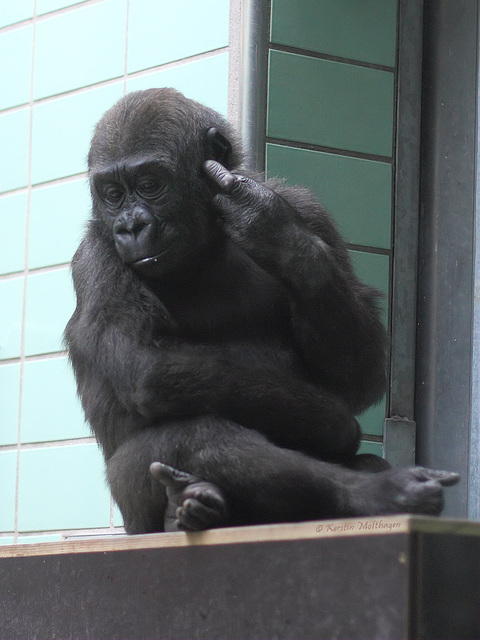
[132,221,149,237]
[116,218,150,238]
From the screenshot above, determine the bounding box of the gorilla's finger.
[203,160,250,195]
[150,462,192,488]
[203,159,236,192]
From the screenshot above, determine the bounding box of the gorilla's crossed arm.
[203,159,388,413]
[65,88,458,534]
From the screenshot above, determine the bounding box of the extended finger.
[203,160,249,194]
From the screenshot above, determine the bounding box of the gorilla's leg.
[107,415,459,534]
[108,416,344,533]
[345,453,392,473]
[151,453,394,531]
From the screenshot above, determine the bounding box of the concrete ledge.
[1,516,479,639]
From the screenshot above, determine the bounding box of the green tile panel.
[29,179,90,269]
[127,0,229,74]
[0,109,30,194]
[31,82,123,185]
[127,53,229,117]
[271,0,397,68]
[357,396,386,437]
[350,249,389,332]
[33,0,127,100]
[349,249,390,297]
[18,443,110,532]
[0,450,17,532]
[0,25,33,111]
[0,0,33,28]
[0,277,24,361]
[358,440,383,458]
[21,357,89,443]
[24,268,75,356]
[350,249,389,436]
[0,363,21,445]
[266,143,391,249]
[267,50,395,158]
[0,193,27,275]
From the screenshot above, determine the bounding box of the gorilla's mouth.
[131,242,175,271]
[133,253,163,267]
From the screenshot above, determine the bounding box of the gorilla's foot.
[354,467,460,517]
[150,462,227,532]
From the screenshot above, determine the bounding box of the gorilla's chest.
[158,256,290,341]
[178,284,286,341]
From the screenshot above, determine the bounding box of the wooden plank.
[0,515,410,558]
[2,515,479,558]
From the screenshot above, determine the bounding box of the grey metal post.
[238,0,270,171]
[469,19,480,518]
[384,0,424,467]
[417,0,479,517]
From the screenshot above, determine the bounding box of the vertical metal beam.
[389,0,423,420]
[417,0,478,517]
[238,0,271,171]
[384,0,424,467]
[469,25,480,518]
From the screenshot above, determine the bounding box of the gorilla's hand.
[203,159,329,288]
[150,462,227,532]
[203,159,290,249]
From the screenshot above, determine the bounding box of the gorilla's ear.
[204,127,232,166]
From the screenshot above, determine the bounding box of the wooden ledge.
[2,515,479,558]
[1,515,479,639]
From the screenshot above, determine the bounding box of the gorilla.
[64,88,458,533]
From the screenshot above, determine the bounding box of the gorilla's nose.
[114,210,152,240]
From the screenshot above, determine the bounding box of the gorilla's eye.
[137,176,163,199]
[103,184,125,207]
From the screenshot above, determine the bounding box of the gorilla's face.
[88,89,234,281]
[92,155,204,279]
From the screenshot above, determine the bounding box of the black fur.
[65,88,458,533]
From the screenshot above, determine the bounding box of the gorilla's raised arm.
[204,160,387,413]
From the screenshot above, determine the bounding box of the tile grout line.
[0,0,108,34]
[14,0,38,545]
[0,48,229,119]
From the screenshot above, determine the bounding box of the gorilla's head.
[88,88,242,279]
